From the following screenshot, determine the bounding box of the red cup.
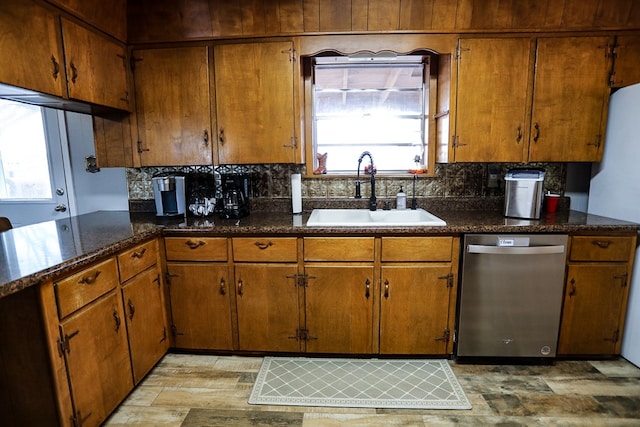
[545,194,560,213]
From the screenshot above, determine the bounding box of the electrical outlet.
[487,165,499,189]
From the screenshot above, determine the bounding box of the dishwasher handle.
[467,244,565,255]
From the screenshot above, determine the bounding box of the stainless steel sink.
[306,208,446,227]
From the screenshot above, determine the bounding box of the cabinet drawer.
[55,257,119,318]
[381,237,453,262]
[304,237,374,261]
[117,239,158,282]
[165,237,227,261]
[232,237,297,262]
[570,236,634,262]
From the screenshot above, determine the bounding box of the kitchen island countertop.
[1,209,637,299]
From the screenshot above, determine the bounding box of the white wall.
[63,112,129,215]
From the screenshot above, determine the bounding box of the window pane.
[313,58,427,173]
[315,90,423,116]
[0,100,53,200]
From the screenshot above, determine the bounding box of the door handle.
[54,204,67,212]
[467,244,565,255]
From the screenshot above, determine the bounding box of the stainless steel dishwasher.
[457,234,568,358]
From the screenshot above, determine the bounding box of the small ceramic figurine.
[314,152,328,174]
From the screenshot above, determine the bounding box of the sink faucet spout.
[355,151,377,211]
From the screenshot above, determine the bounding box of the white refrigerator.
[588,82,640,367]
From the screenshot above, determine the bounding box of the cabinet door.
[61,18,129,110]
[61,291,133,427]
[122,266,168,384]
[380,265,454,355]
[558,264,629,355]
[167,262,233,350]
[0,0,64,97]
[454,38,533,162]
[215,41,298,164]
[235,263,300,352]
[612,36,640,88]
[47,0,127,42]
[305,265,375,354]
[528,37,612,162]
[133,47,213,166]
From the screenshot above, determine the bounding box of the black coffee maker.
[220,174,250,219]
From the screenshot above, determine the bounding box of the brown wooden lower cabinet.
[234,263,300,352]
[558,234,637,356]
[380,265,455,355]
[122,265,169,383]
[167,262,234,350]
[558,263,630,355]
[305,265,375,354]
[60,290,133,427]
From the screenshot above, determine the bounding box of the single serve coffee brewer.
[152,176,186,217]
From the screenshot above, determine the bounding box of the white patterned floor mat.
[248,357,471,410]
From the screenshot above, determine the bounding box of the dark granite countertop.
[1,208,638,299]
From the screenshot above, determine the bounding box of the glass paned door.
[0,100,70,227]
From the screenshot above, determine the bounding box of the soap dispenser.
[396,185,406,209]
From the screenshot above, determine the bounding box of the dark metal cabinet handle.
[516,125,522,143]
[203,129,209,146]
[131,248,147,259]
[255,241,274,250]
[51,55,59,79]
[78,271,101,285]
[384,279,390,299]
[592,240,612,249]
[127,299,135,320]
[70,62,78,84]
[219,128,225,145]
[569,278,576,297]
[113,310,121,332]
[533,123,540,142]
[365,278,371,299]
[219,277,226,295]
[185,239,206,249]
[237,278,243,296]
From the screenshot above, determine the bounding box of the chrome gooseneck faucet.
[355,151,377,211]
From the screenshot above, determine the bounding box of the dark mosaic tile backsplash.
[127,163,566,211]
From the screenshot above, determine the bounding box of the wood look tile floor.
[104,353,640,426]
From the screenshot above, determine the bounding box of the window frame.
[303,50,438,178]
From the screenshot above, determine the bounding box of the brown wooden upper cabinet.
[0,0,65,98]
[611,36,640,88]
[46,0,127,42]
[454,36,613,162]
[132,46,213,166]
[214,41,300,164]
[61,18,129,111]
